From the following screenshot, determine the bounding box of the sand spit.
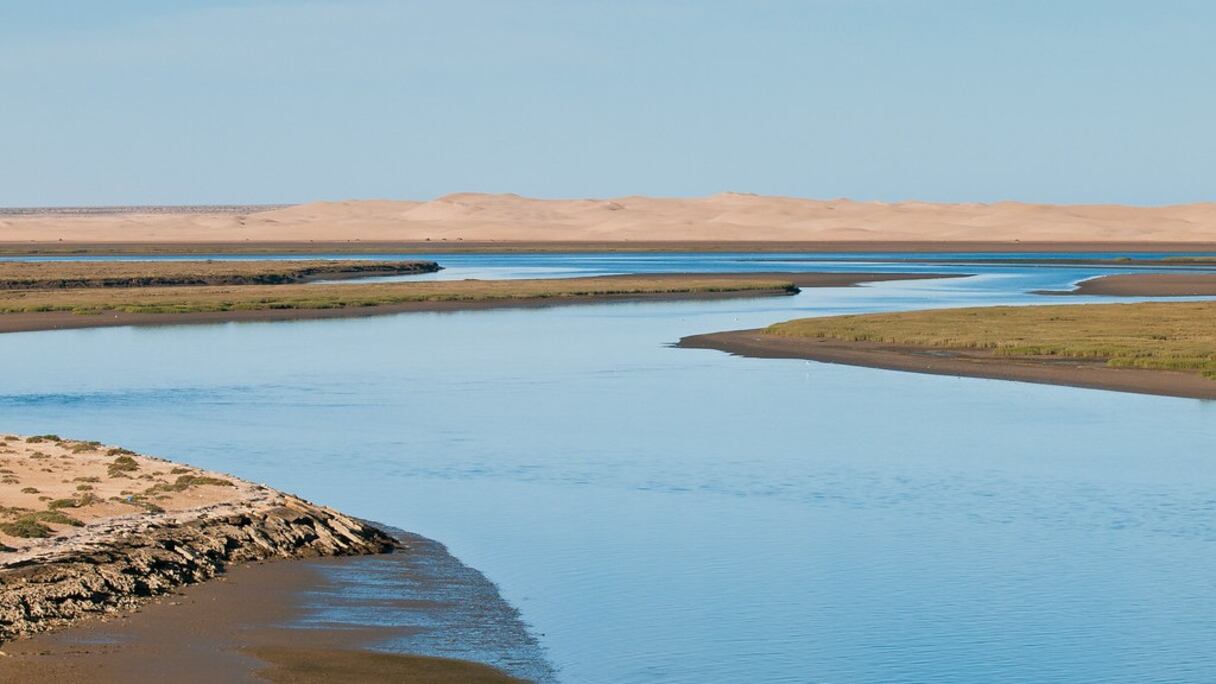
[680,297,1216,403]
[1041,273,1216,296]
[680,330,1216,400]
[2,193,1215,244]
[0,434,397,643]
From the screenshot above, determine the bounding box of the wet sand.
[1,545,532,683]
[0,272,957,335]
[679,330,1216,400]
[0,433,550,681]
[5,240,1216,255]
[1041,273,1216,296]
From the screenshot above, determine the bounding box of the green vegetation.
[0,276,797,317]
[146,474,234,495]
[25,435,60,443]
[766,301,1216,380]
[0,509,85,538]
[29,510,85,526]
[46,493,101,509]
[0,518,51,538]
[108,454,140,477]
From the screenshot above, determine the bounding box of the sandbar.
[1041,273,1216,296]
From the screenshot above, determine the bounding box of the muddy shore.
[1,536,542,684]
[679,329,1216,400]
[1039,273,1216,296]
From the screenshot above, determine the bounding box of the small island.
[681,301,1216,399]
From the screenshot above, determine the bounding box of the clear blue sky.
[2,1,1213,206]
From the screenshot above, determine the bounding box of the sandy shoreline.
[1040,273,1216,296]
[0,435,397,637]
[679,330,1216,400]
[0,435,531,682]
[3,540,534,684]
[0,272,957,335]
[5,239,1216,255]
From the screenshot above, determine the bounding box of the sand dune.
[2,192,1214,243]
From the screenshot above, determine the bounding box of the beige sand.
[0,435,254,555]
[3,193,1215,244]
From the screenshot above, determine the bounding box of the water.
[2,253,1215,683]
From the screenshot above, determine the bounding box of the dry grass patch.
[0,275,797,316]
[766,301,1216,379]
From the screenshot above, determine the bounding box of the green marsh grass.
[766,301,1216,380]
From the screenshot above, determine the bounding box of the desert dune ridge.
[2,192,1214,243]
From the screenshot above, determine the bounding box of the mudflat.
[680,301,1216,399]
[2,555,525,684]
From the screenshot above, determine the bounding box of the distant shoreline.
[679,329,1216,400]
[6,240,1216,256]
[0,205,292,216]
[3,193,1215,245]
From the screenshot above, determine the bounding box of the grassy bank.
[766,301,1216,379]
[0,259,439,289]
[0,275,799,316]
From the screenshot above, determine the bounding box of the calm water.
[3,254,1216,683]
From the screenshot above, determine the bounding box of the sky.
[1,1,1213,206]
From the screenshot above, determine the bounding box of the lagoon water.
[4,253,1216,683]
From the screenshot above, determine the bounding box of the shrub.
[0,518,51,538]
[108,454,139,477]
[145,474,233,495]
[30,510,83,526]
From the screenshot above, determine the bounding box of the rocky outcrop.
[0,494,398,642]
